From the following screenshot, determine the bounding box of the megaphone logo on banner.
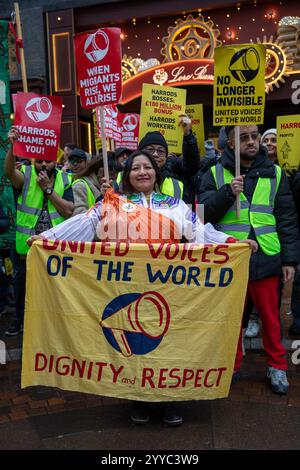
[25,97,52,123]
[84,29,109,63]
[100,291,170,357]
[122,114,138,132]
[229,47,260,84]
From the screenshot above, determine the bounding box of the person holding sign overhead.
[114,116,200,205]
[28,149,257,426]
[4,127,74,336]
[138,115,200,204]
[199,124,300,394]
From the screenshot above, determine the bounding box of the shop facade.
[4,0,300,151]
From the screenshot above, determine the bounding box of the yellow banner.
[139,83,186,154]
[213,44,266,126]
[185,104,205,156]
[277,115,300,171]
[22,241,250,401]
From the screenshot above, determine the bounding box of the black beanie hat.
[225,126,235,138]
[138,131,168,154]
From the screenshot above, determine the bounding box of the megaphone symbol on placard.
[84,29,109,63]
[229,47,260,84]
[25,97,52,122]
[122,114,138,131]
[100,291,170,357]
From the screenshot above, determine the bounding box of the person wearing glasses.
[3,126,74,336]
[198,124,300,395]
[114,114,201,204]
[66,148,88,176]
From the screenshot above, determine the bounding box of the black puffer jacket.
[162,132,201,205]
[199,145,300,280]
[291,169,300,230]
[192,155,220,198]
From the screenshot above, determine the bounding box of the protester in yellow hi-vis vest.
[4,126,74,336]
[72,155,103,215]
[199,124,300,395]
[72,152,118,215]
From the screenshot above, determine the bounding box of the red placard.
[74,28,122,109]
[13,92,62,161]
[96,105,121,141]
[96,106,140,149]
[116,113,140,150]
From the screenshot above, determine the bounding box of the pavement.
[0,281,300,452]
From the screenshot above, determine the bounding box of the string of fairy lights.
[118,1,285,57]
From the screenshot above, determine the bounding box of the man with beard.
[199,125,300,394]
[4,126,74,335]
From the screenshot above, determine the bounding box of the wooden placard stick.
[235,125,241,218]
[99,106,109,181]
[14,2,28,92]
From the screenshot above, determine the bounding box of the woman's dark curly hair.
[121,150,163,194]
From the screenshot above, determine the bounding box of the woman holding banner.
[28,150,257,426]
[29,150,257,248]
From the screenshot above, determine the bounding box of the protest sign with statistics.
[139,84,186,153]
[277,115,300,171]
